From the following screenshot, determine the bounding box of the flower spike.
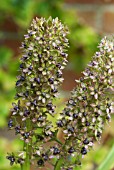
[7,17,114,170]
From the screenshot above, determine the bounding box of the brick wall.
[65,0,114,34]
[0,17,22,57]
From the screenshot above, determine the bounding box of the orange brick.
[103,12,114,33]
[62,70,82,91]
[77,11,96,28]
[0,17,19,32]
[4,39,21,57]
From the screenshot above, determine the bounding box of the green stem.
[54,136,66,170]
[54,157,64,170]
[21,143,30,170]
[21,119,32,170]
[54,138,63,145]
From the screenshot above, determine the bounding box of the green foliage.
[63,10,100,71]
[35,0,63,18]
[0,47,18,127]
[0,0,35,28]
[0,138,22,170]
[97,145,114,170]
[0,46,13,67]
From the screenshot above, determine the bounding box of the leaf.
[97,145,114,170]
[54,158,64,170]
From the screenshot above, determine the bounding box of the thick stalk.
[21,144,30,170]
[54,136,66,170]
[21,119,31,170]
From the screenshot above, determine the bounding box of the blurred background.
[0,0,114,170]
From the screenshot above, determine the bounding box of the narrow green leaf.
[54,158,64,170]
[97,145,114,170]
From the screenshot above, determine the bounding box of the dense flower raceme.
[7,17,69,167]
[7,16,114,170]
[56,37,114,169]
